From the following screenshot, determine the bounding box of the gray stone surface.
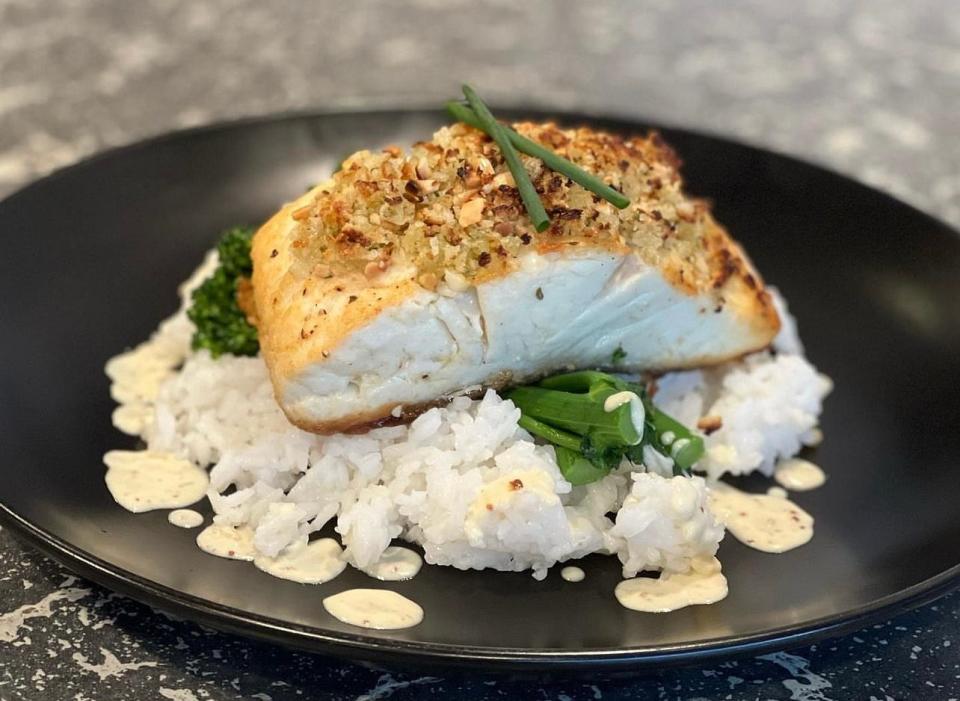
[1,0,958,698]
[2,0,959,227]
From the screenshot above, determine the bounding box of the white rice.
[653,288,831,480]
[109,262,830,579]
[608,472,724,577]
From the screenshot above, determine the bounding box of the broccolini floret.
[187,226,259,358]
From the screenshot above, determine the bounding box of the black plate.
[1,109,959,673]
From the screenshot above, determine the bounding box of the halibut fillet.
[251,122,779,433]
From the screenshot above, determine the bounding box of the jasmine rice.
[106,258,830,585]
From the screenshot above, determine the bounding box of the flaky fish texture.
[251,122,780,433]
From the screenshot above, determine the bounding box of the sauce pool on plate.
[361,546,423,581]
[196,524,257,561]
[103,450,208,513]
[774,458,827,491]
[323,589,424,630]
[111,403,153,436]
[709,482,814,553]
[168,509,204,528]
[254,538,346,585]
[615,558,727,613]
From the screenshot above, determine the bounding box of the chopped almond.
[458,198,486,228]
[291,205,312,221]
[418,272,439,290]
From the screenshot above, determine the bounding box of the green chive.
[446,101,630,209]
[460,86,550,232]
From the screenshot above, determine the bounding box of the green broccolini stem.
[508,370,706,483]
[520,414,613,484]
[538,370,621,394]
[445,101,631,209]
[517,414,583,452]
[537,369,703,469]
[646,406,705,471]
[507,386,641,449]
[554,446,613,486]
[461,86,550,232]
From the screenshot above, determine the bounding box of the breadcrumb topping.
[291,122,734,292]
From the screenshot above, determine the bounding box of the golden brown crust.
[251,121,780,432]
[701,214,780,338]
[287,123,713,286]
[235,276,258,326]
[251,190,425,406]
[275,122,775,315]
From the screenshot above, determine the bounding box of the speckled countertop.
[1,1,959,699]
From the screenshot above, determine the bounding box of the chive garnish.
[446,101,631,210]
[461,85,551,233]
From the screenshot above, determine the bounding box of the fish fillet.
[251,122,779,433]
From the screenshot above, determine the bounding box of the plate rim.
[4,502,960,671]
[2,106,959,672]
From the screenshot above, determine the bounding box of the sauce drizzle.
[774,458,827,491]
[103,450,208,513]
[603,391,646,442]
[196,524,257,561]
[168,509,204,529]
[710,482,813,553]
[254,539,346,584]
[615,558,727,613]
[111,403,152,436]
[323,589,423,630]
[361,546,423,581]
